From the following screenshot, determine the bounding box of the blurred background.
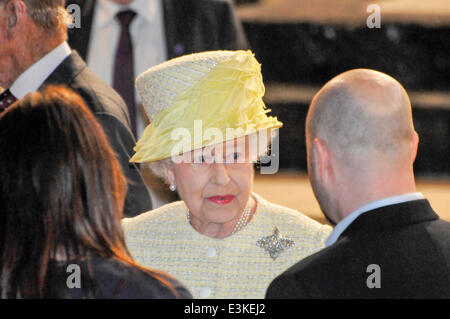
[232,0,450,224]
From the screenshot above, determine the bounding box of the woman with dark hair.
[0,85,191,299]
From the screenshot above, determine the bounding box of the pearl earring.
[169,184,176,191]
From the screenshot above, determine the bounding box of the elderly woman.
[122,50,332,299]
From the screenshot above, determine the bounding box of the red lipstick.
[207,195,235,205]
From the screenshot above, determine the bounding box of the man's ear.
[313,137,333,182]
[411,131,419,164]
[5,0,26,31]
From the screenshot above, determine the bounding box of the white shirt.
[10,42,72,99]
[325,192,425,246]
[86,0,167,138]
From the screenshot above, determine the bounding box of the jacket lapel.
[41,51,85,88]
[338,199,439,241]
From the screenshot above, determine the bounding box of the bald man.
[266,69,450,298]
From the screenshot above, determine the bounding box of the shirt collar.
[10,41,72,99]
[95,0,159,28]
[325,192,424,247]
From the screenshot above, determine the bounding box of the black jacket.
[52,254,192,298]
[43,52,152,217]
[266,199,450,298]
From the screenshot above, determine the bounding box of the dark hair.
[0,86,174,298]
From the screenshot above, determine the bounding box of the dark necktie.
[113,10,137,136]
[0,89,18,114]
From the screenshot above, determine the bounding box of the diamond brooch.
[257,227,294,260]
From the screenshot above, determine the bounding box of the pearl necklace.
[187,196,255,235]
[232,196,255,234]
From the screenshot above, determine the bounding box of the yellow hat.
[131,50,282,163]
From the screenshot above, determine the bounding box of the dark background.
[234,0,450,178]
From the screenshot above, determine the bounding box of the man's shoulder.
[265,236,364,298]
[49,52,130,125]
[88,255,183,299]
[282,237,352,276]
[67,57,126,112]
[424,217,450,243]
[282,213,450,276]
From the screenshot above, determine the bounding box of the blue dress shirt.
[325,192,424,246]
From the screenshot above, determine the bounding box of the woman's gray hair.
[147,129,279,185]
[23,0,70,34]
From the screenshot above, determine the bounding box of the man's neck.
[25,39,65,73]
[338,170,417,221]
[10,41,71,98]
[325,191,423,247]
[11,25,65,85]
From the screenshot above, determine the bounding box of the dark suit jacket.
[67,0,249,61]
[51,254,192,298]
[43,51,152,218]
[265,199,450,298]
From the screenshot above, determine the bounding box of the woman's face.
[166,137,254,231]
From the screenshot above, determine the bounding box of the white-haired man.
[0,0,152,217]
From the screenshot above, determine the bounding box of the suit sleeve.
[95,113,153,218]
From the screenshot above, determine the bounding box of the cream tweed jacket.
[122,192,331,299]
